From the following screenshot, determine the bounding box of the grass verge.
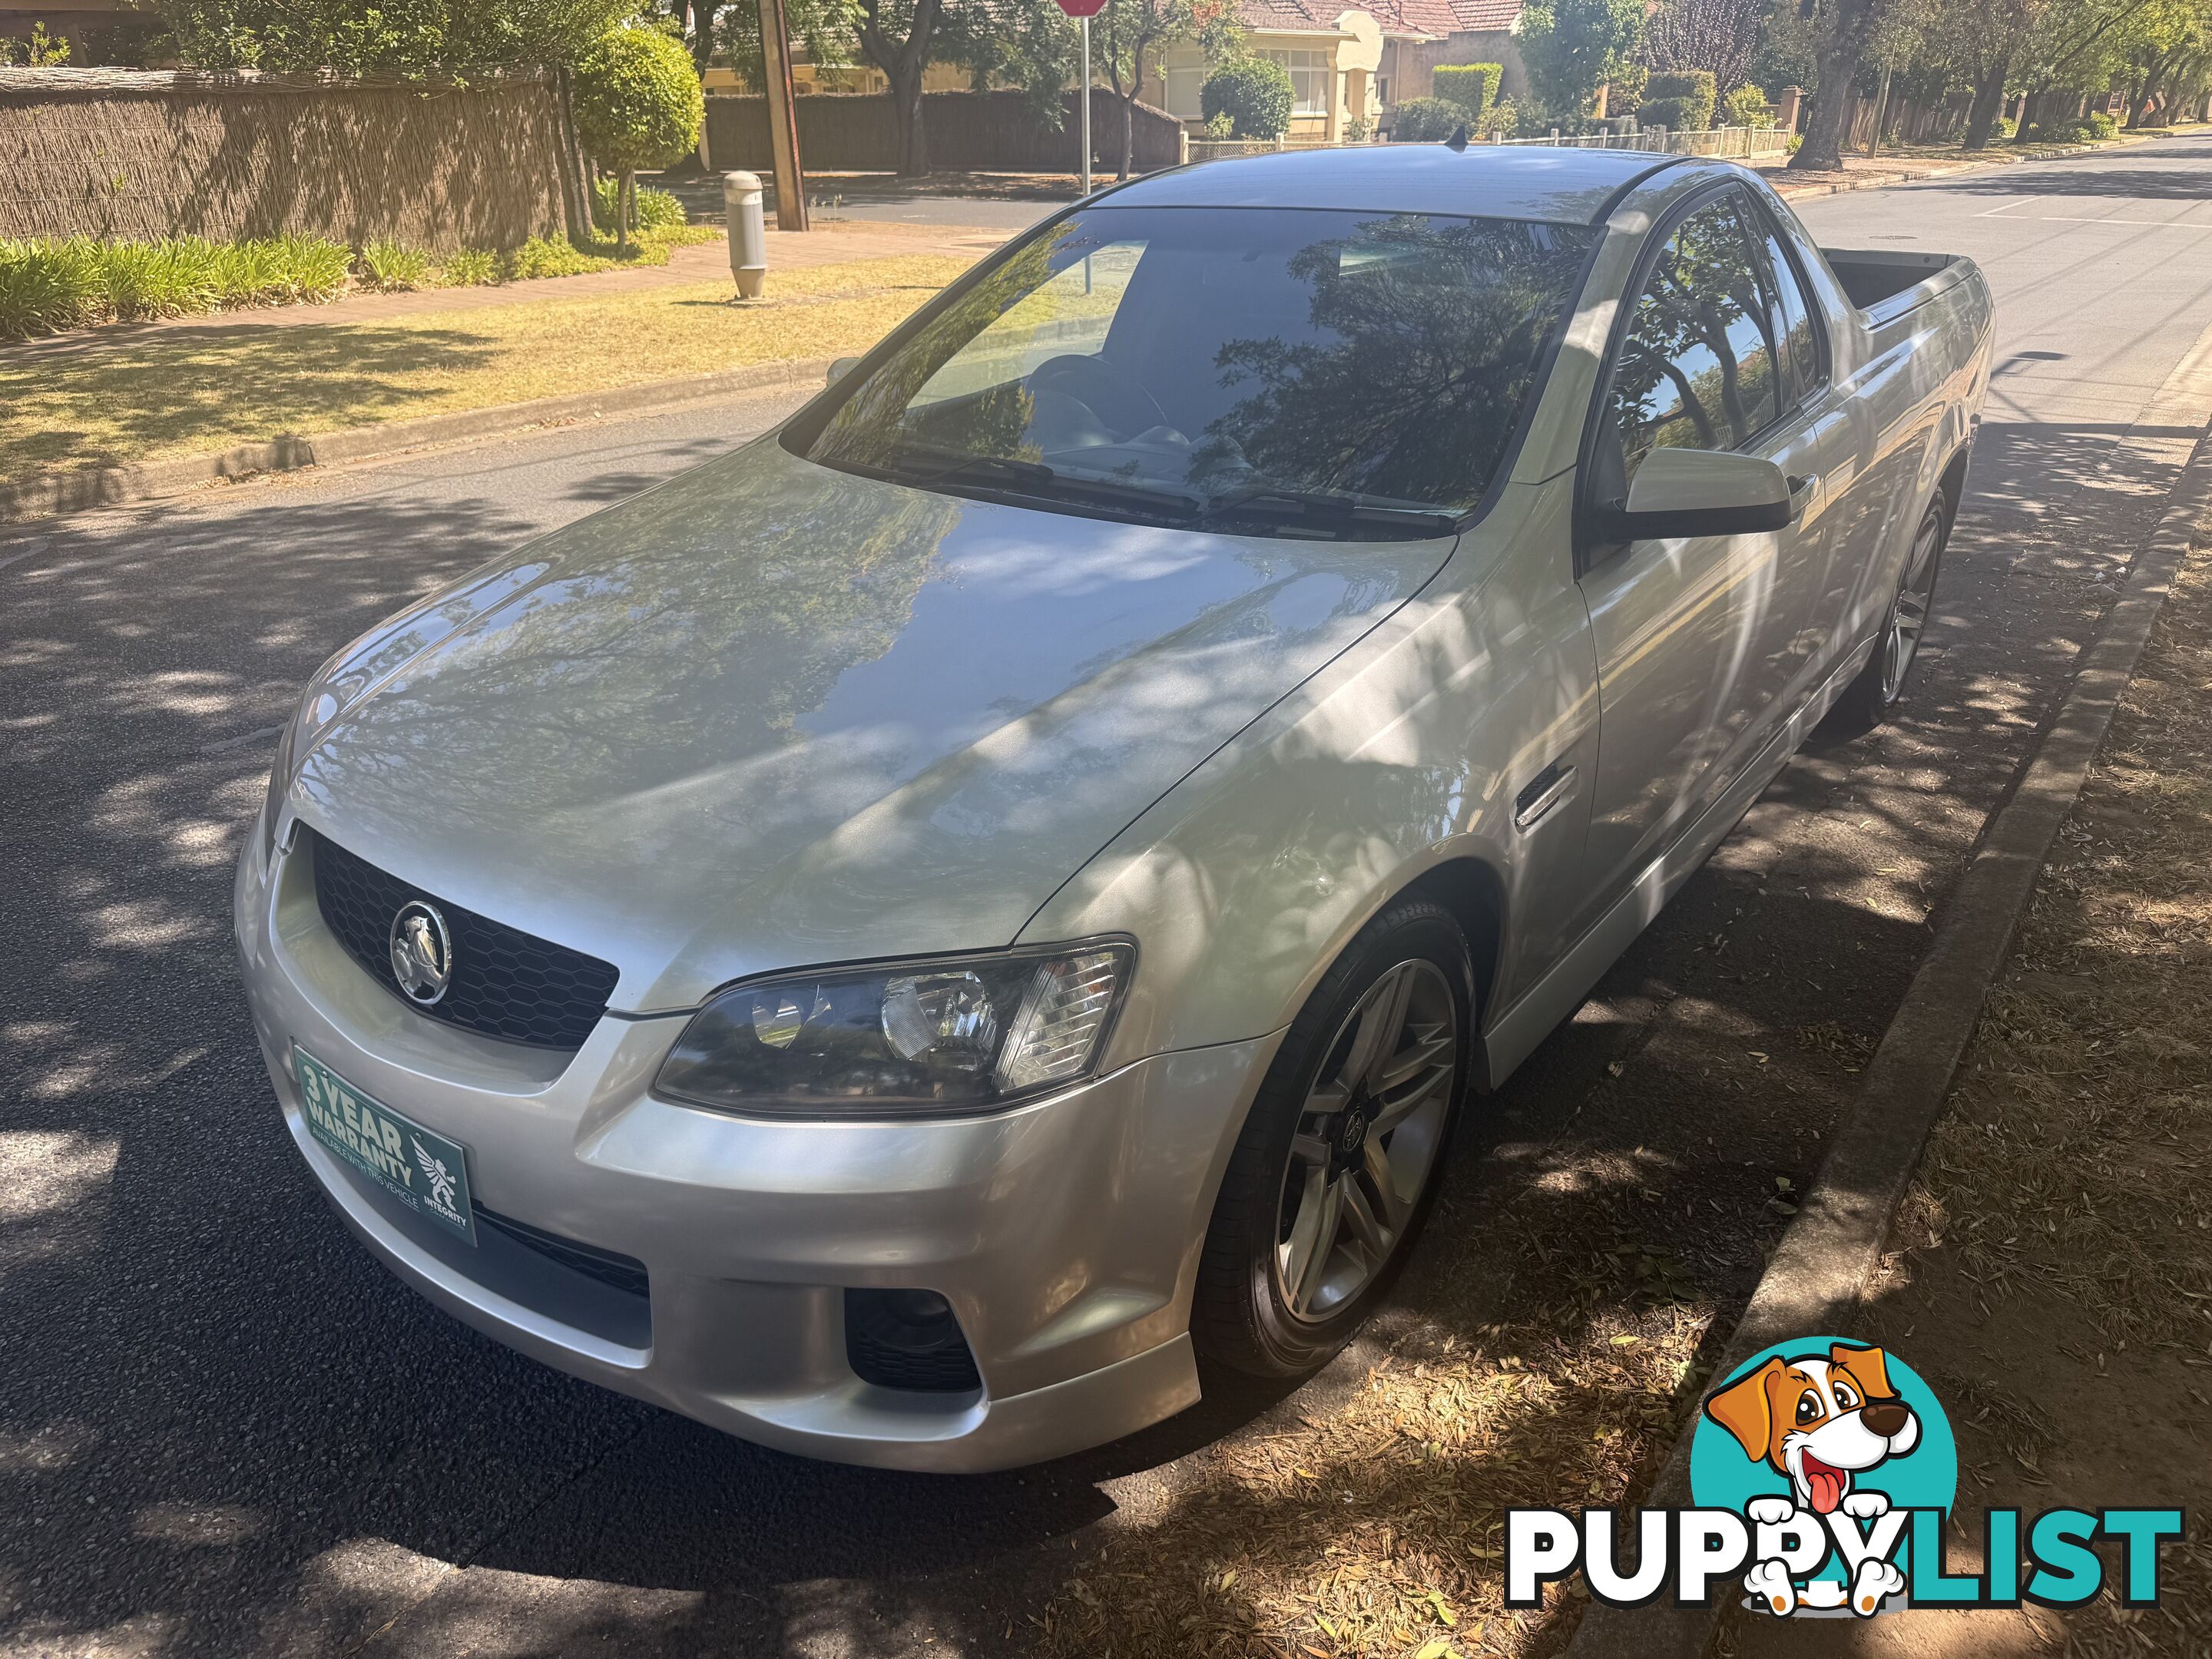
[0,253,975,483]
[1820,539,2212,1654]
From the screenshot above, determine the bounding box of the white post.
[1080,16,1092,197]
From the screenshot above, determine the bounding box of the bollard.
[724,170,767,300]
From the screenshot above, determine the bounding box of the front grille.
[308,828,620,1051]
[476,1206,650,1300]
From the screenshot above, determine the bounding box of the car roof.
[1099,144,1709,226]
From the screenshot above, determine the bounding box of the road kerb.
[0,355,837,525]
[1565,320,2212,1659]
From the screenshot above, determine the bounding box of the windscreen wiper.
[875,445,1207,522]
[1198,487,1461,538]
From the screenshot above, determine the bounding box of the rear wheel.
[1834,495,1947,732]
[1193,899,1472,1379]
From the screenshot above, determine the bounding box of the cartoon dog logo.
[1703,1343,1920,1615]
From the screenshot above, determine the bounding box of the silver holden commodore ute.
[236,145,1992,1471]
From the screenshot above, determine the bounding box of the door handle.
[1513,761,1578,832]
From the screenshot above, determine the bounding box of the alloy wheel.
[1273,959,1459,1323]
[1880,508,1944,704]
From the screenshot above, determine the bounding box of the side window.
[1750,216,1823,410]
[1608,194,1783,487]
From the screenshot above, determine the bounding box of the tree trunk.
[690,0,717,76]
[886,58,929,175]
[618,171,635,254]
[1119,42,1147,180]
[857,0,942,180]
[1790,0,1877,171]
[1962,58,2008,150]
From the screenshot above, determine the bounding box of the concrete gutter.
[1565,321,2212,1659]
[0,355,836,525]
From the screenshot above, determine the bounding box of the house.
[693,0,1532,147]
[1139,0,1529,141]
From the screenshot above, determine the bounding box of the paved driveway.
[5,137,2211,1658]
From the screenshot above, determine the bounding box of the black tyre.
[1833,494,1948,733]
[1192,897,1472,1379]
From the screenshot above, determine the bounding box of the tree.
[1789,0,1884,168]
[1644,0,1763,92]
[573,23,705,250]
[935,0,1084,130]
[159,0,630,75]
[718,0,863,88]
[1515,0,1647,126]
[1095,0,1234,179]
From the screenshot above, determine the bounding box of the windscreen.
[803,206,1594,538]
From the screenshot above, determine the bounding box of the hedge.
[1641,69,1715,131]
[1391,96,1469,141]
[1432,62,1503,121]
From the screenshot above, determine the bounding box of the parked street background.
[4,137,2212,1657]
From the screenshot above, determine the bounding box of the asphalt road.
[6,136,2212,1658]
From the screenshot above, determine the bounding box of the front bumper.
[234,826,1277,1472]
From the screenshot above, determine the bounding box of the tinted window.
[1753,219,1822,409]
[803,206,1595,535]
[1611,194,1783,485]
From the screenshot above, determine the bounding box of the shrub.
[1201,109,1233,138]
[573,23,705,247]
[1201,58,1294,138]
[99,237,223,319]
[243,233,351,304]
[440,247,502,286]
[1995,115,2017,139]
[1432,61,1503,120]
[1721,83,1774,127]
[2086,111,2118,139]
[592,177,689,233]
[1643,69,1715,130]
[1,20,71,64]
[1636,95,1697,131]
[0,238,101,337]
[1390,96,1468,141]
[356,238,433,292]
[504,236,606,281]
[1485,94,1526,136]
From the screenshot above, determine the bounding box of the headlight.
[258,680,342,865]
[655,942,1134,1117]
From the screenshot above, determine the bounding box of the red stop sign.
[1057,0,1106,16]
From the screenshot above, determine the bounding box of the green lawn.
[0,253,976,485]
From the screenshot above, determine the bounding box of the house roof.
[1233,0,1518,39]
[1235,0,1451,39]
[1441,0,1523,31]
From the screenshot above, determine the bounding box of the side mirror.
[826,356,863,386]
[1604,448,1795,541]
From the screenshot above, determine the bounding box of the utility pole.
[757,0,809,230]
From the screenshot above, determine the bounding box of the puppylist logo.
[1505,1338,2184,1617]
